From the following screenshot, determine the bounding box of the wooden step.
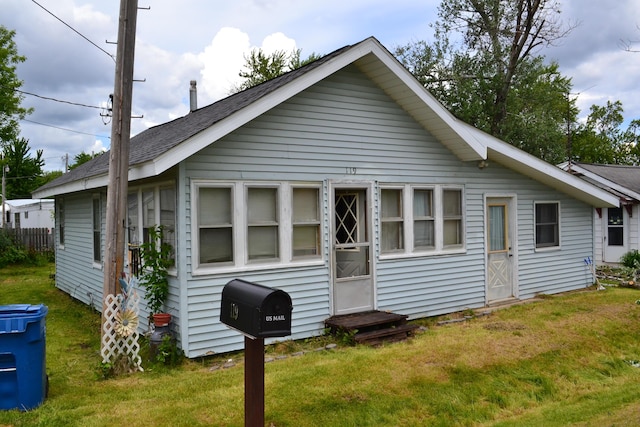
[325,310,417,346]
[354,323,419,346]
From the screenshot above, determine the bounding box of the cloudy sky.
[2,0,639,171]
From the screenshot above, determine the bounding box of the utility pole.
[103,0,138,317]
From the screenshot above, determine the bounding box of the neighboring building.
[1,199,55,230]
[33,37,617,357]
[559,161,639,264]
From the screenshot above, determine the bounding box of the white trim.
[191,180,325,276]
[534,200,562,252]
[484,193,519,303]
[378,184,467,260]
[558,163,640,202]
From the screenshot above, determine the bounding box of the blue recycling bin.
[0,304,48,411]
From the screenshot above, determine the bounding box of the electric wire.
[22,119,111,139]
[31,0,115,62]
[15,88,104,110]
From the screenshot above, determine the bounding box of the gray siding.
[52,64,598,357]
[181,65,596,356]
[55,192,105,311]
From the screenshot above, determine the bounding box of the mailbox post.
[220,279,292,427]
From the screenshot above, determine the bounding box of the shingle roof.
[35,42,355,194]
[573,162,640,193]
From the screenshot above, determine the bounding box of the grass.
[1,263,640,426]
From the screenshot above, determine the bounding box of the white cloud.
[197,28,298,101]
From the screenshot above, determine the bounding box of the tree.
[68,151,103,170]
[0,26,32,147]
[395,0,575,163]
[2,138,45,199]
[571,100,640,165]
[232,48,321,93]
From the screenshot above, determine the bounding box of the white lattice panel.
[101,292,143,372]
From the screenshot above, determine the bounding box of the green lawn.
[1,263,640,426]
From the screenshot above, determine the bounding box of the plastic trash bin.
[0,304,48,411]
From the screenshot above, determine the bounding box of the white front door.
[486,197,516,303]
[331,186,374,315]
[603,207,627,263]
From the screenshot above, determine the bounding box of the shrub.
[0,229,28,267]
[620,250,640,269]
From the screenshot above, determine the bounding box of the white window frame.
[380,186,405,254]
[534,201,561,251]
[291,184,322,261]
[127,181,177,271]
[92,194,102,266]
[192,180,324,275]
[379,184,466,259]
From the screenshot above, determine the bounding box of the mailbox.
[220,279,292,339]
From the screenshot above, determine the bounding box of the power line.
[31,0,115,62]
[15,88,104,110]
[22,119,111,139]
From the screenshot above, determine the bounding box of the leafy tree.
[232,48,321,93]
[0,26,32,147]
[2,138,45,199]
[571,100,640,165]
[68,151,102,170]
[395,0,576,163]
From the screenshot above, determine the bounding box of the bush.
[0,230,28,267]
[620,250,640,269]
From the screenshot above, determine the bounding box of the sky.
[2,0,640,172]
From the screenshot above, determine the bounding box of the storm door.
[486,197,516,302]
[603,207,627,263]
[332,187,373,315]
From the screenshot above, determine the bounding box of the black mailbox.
[220,279,292,339]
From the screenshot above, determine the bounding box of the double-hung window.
[380,185,464,256]
[413,188,435,250]
[535,202,559,249]
[443,189,463,247]
[58,198,65,246]
[247,186,279,262]
[92,195,101,263]
[292,187,321,258]
[381,188,404,253]
[127,183,177,272]
[198,186,233,265]
[193,181,322,272]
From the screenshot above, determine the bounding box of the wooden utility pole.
[103,0,138,312]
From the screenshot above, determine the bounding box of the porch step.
[325,310,418,346]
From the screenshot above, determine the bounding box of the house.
[33,37,618,358]
[559,161,639,264]
[1,199,55,230]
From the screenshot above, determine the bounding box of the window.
[535,202,559,248]
[14,212,20,229]
[58,198,65,246]
[413,189,434,250]
[380,185,465,257]
[380,188,403,253]
[443,189,462,247]
[247,187,279,261]
[127,183,177,271]
[198,186,233,265]
[193,181,322,272]
[607,207,623,246]
[292,187,321,258]
[92,196,101,262]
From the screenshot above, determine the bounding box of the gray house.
[559,162,640,264]
[34,37,617,357]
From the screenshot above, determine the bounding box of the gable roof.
[32,37,617,208]
[558,162,640,203]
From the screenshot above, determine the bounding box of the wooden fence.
[3,227,55,254]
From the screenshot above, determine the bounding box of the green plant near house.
[620,249,640,269]
[139,225,173,316]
